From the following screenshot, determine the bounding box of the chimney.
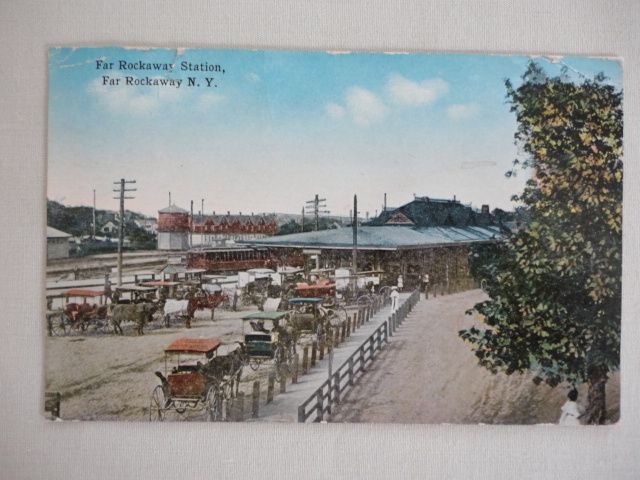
[481,204,489,214]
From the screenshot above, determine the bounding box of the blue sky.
[48,48,622,218]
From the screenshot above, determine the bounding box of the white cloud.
[446,103,480,120]
[345,87,386,125]
[196,93,224,112]
[247,72,261,82]
[87,76,184,115]
[325,102,346,119]
[386,74,449,106]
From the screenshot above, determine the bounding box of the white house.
[101,220,118,235]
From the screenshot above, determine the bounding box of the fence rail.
[297,289,420,423]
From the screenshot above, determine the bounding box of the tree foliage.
[459,63,622,423]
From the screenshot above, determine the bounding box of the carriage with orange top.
[149,337,244,421]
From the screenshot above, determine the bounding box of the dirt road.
[331,290,620,424]
[45,309,273,421]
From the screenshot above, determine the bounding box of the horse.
[186,293,228,328]
[199,343,246,397]
[63,303,101,331]
[110,302,157,335]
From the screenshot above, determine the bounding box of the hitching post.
[252,381,260,418]
[267,373,275,404]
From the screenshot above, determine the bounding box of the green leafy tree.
[459,63,622,424]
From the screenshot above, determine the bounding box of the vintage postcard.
[45,47,622,424]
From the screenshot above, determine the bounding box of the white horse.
[162,299,189,327]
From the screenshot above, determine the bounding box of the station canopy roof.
[239,225,502,251]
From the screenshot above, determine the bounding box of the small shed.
[47,226,71,260]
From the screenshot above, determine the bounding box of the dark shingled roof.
[368,196,495,228]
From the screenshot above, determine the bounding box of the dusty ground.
[45,290,620,424]
[45,308,279,421]
[331,290,620,424]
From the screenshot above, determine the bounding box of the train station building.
[239,196,506,289]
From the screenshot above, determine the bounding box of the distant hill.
[47,200,154,237]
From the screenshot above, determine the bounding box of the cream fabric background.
[0,1,638,478]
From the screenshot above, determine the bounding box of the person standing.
[558,388,583,425]
[103,273,112,303]
[390,286,400,313]
[232,286,240,312]
[397,275,403,292]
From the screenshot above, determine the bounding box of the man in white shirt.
[390,286,400,313]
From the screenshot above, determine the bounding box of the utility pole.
[169,191,171,206]
[305,194,329,231]
[190,200,194,249]
[352,194,358,290]
[92,189,96,239]
[301,207,305,232]
[112,178,136,286]
[201,198,205,250]
[383,193,387,212]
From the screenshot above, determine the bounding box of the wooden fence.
[297,289,420,423]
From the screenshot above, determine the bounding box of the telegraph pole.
[201,198,205,250]
[190,200,194,249]
[301,207,305,232]
[305,194,329,231]
[352,194,358,289]
[113,178,136,286]
[92,189,96,239]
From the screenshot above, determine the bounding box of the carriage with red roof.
[149,337,244,421]
[47,288,111,335]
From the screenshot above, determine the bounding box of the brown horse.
[185,293,229,328]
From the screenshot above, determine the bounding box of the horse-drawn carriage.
[149,337,244,422]
[47,289,110,336]
[287,297,348,348]
[242,311,297,379]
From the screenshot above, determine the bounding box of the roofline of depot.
[237,238,500,251]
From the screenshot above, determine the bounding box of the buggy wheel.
[220,381,233,400]
[206,386,226,422]
[149,385,166,422]
[95,318,109,334]
[48,314,67,336]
